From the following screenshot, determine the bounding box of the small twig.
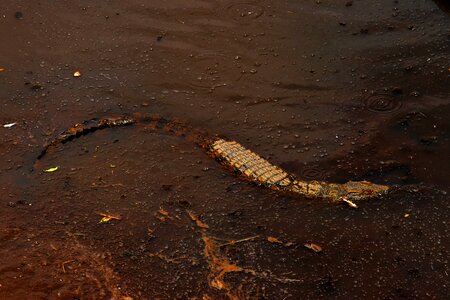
[219,235,259,247]
[61,260,74,273]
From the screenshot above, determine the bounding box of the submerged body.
[37,116,389,203]
[209,139,389,202]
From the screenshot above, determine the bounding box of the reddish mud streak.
[0,0,449,299]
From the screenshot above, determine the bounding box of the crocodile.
[35,114,389,204]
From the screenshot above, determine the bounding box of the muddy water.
[1,0,449,299]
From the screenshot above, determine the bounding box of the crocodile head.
[341,180,389,201]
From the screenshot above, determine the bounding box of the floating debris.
[0,68,5,72]
[3,122,16,128]
[97,212,122,224]
[267,236,283,244]
[267,236,294,247]
[61,259,74,273]
[73,71,81,77]
[304,243,322,253]
[220,235,259,247]
[43,166,59,173]
[341,197,358,208]
[155,208,174,222]
[159,208,169,216]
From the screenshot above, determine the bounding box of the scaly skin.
[209,139,389,202]
[36,115,389,203]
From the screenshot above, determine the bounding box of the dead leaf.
[43,166,59,173]
[156,216,168,222]
[156,208,173,222]
[0,68,5,72]
[267,236,294,247]
[158,208,169,216]
[304,243,322,253]
[73,71,81,77]
[187,211,209,229]
[267,236,283,244]
[97,212,121,224]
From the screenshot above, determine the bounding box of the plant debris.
[156,208,174,222]
[43,166,59,173]
[267,236,283,244]
[73,71,81,77]
[267,236,294,247]
[61,259,74,273]
[3,122,16,128]
[304,243,322,253]
[97,212,122,224]
[219,235,259,247]
[341,197,358,208]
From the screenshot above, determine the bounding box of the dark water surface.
[1,0,449,299]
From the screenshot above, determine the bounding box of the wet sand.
[0,0,449,299]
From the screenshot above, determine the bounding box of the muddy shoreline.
[1,0,449,299]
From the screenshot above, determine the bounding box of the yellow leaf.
[99,216,112,224]
[97,212,121,224]
[43,166,59,173]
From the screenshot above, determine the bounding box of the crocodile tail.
[135,113,214,146]
[36,113,215,162]
[36,115,136,160]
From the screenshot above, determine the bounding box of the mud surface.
[1,0,449,299]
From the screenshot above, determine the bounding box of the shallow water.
[0,0,449,299]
